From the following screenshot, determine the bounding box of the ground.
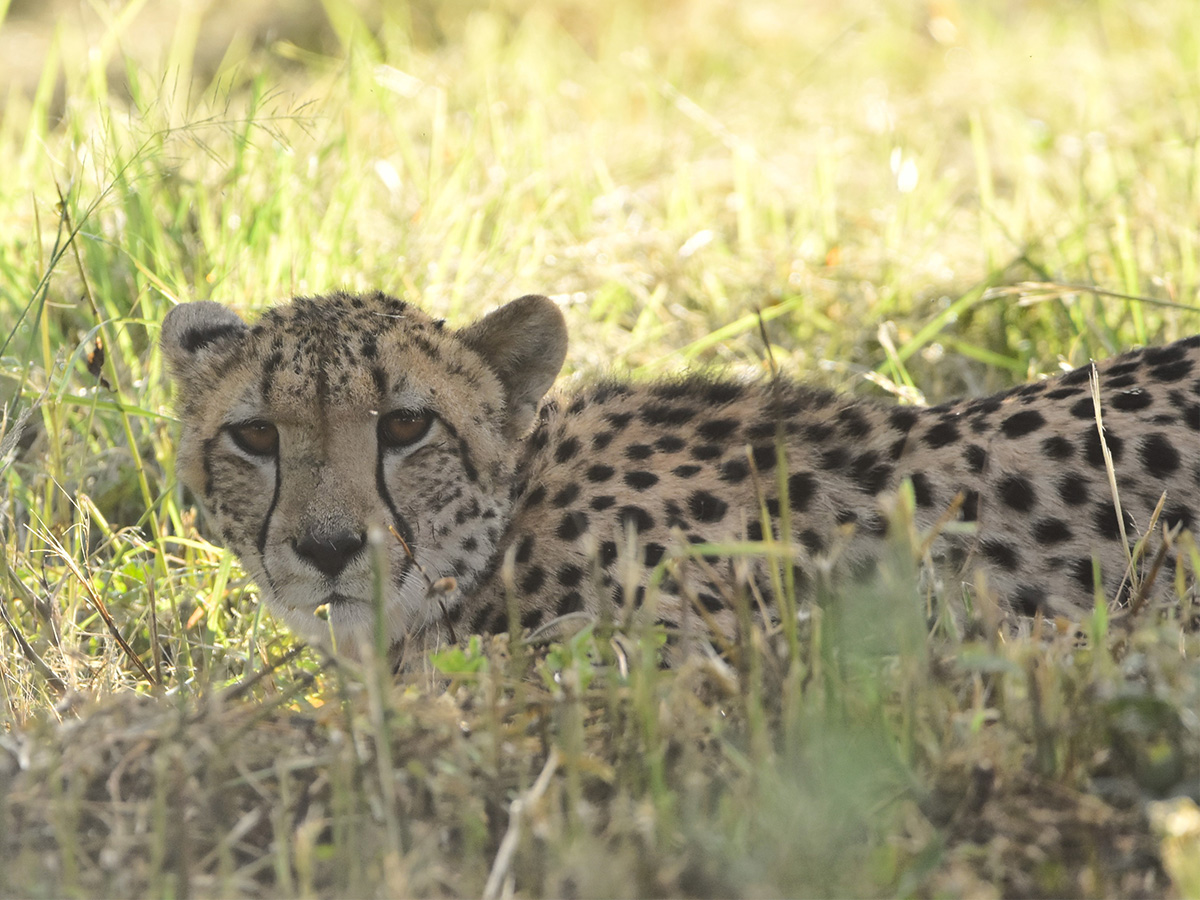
[1,0,1199,897]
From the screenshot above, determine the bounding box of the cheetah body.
[162,292,1200,656]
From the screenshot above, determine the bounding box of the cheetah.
[161,291,1200,659]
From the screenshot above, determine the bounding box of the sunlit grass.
[1,0,1199,896]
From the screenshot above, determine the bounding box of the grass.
[1,0,1199,896]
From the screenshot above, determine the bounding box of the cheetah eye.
[228,420,279,457]
[378,408,434,449]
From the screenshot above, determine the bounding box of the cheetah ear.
[161,301,250,383]
[459,295,568,439]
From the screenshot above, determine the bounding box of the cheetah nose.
[294,529,367,579]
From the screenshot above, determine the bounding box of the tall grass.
[1,0,1198,896]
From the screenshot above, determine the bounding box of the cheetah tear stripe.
[162,292,1200,657]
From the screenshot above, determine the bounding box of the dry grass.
[2,0,1199,896]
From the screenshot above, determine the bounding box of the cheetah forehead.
[236,292,493,414]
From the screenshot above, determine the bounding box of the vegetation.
[2,0,1199,895]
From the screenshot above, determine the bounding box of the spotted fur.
[162,292,1200,656]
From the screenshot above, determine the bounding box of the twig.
[482,747,560,900]
[0,595,66,693]
[57,546,158,686]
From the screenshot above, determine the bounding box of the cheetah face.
[161,292,567,657]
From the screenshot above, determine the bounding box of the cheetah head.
[161,291,567,657]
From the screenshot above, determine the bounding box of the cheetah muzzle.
[162,291,1200,658]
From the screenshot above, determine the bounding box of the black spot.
[1111,389,1152,412]
[965,445,988,473]
[598,542,618,566]
[515,534,535,564]
[981,539,1020,571]
[888,437,909,461]
[889,407,919,433]
[521,567,545,594]
[688,490,728,523]
[1163,505,1194,533]
[818,447,849,470]
[558,565,584,587]
[1056,473,1090,506]
[624,471,660,491]
[997,474,1036,512]
[1139,433,1181,477]
[968,397,1003,417]
[909,472,934,507]
[642,404,697,427]
[644,543,666,566]
[524,485,546,507]
[605,411,634,429]
[619,506,656,533]
[482,607,508,634]
[697,592,725,614]
[1186,405,1200,430]
[1082,427,1124,467]
[1059,366,1093,386]
[1106,359,1143,377]
[691,445,722,461]
[586,464,615,483]
[1012,584,1047,616]
[837,407,872,438]
[705,381,744,404]
[1041,436,1074,460]
[552,484,580,507]
[751,445,778,472]
[652,380,693,400]
[591,495,616,511]
[557,592,584,615]
[555,437,581,463]
[1093,503,1135,541]
[1144,344,1187,367]
[719,459,750,483]
[1107,374,1137,388]
[804,423,835,443]
[798,529,825,554]
[655,435,686,452]
[851,452,892,494]
[1000,409,1046,438]
[960,489,979,522]
[1070,557,1099,593]
[1151,359,1194,382]
[592,432,614,451]
[664,500,689,528]
[1033,518,1072,544]
[923,419,960,448]
[1045,386,1080,400]
[556,511,589,541]
[625,444,654,461]
[673,464,703,478]
[520,609,544,631]
[747,520,764,541]
[698,418,740,441]
[1069,397,1095,419]
[787,472,818,511]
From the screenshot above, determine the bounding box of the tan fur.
[163,291,1200,656]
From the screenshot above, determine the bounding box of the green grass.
[2,0,1199,896]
